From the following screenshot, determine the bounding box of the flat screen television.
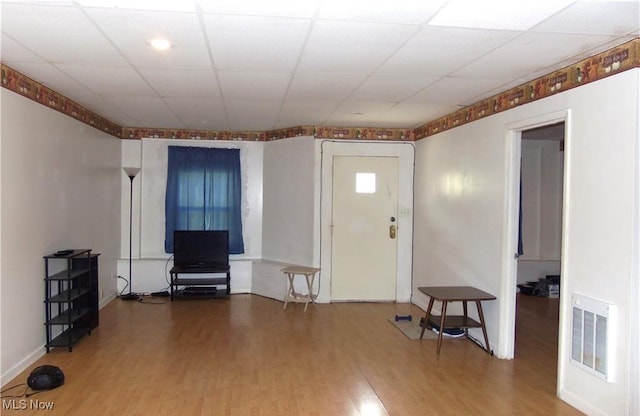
[173,230,229,269]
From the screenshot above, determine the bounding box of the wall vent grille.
[570,293,615,382]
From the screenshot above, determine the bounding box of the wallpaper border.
[1,38,638,142]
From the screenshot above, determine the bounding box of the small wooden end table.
[281,265,320,311]
[418,286,496,355]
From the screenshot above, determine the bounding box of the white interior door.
[331,156,399,301]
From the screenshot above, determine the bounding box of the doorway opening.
[516,122,565,309]
[512,121,566,387]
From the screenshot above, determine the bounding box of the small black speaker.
[27,365,64,391]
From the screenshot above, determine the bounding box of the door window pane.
[356,172,376,194]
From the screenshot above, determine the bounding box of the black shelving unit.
[43,249,99,352]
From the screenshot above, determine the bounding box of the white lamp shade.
[123,167,140,178]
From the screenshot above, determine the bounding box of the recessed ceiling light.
[149,38,173,51]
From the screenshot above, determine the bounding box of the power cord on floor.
[116,255,176,304]
[116,275,130,297]
[137,293,170,305]
[164,254,174,290]
[0,383,28,398]
[0,383,46,399]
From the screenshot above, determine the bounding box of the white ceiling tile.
[317,0,446,24]
[428,0,574,30]
[164,97,229,129]
[365,114,420,129]
[77,0,196,12]
[198,0,320,18]
[102,96,184,127]
[326,101,397,125]
[348,75,440,102]
[377,26,520,76]
[56,64,156,95]
[224,99,281,130]
[1,0,75,5]
[297,20,418,73]
[85,8,211,68]
[286,73,366,101]
[64,91,142,126]
[275,100,337,127]
[216,71,291,100]
[0,35,44,63]
[203,15,311,71]
[6,62,88,92]
[453,32,620,79]
[137,68,220,97]
[415,77,516,106]
[380,101,459,127]
[533,1,640,35]
[1,4,129,65]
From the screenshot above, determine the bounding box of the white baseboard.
[1,346,45,388]
[558,387,608,416]
[99,292,117,309]
[3,295,117,388]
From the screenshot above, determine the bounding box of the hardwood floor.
[2,294,583,415]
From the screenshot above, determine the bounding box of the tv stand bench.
[169,266,230,300]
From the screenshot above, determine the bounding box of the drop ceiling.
[1,0,639,132]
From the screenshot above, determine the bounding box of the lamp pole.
[121,167,140,301]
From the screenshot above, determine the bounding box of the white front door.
[331,156,399,301]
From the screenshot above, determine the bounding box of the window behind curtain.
[165,146,244,254]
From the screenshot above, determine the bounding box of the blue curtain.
[165,146,244,254]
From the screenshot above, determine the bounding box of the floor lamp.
[121,167,140,301]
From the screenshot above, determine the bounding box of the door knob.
[389,224,396,239]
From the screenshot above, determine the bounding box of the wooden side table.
[418,286,496,355]
[281,265,320,311]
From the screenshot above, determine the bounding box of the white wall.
[556,71,638,416]
[412,117,507,349]
[117,138,263,294]
[1,90,121,383]
[252,136,317,301]
[262,136,315,264]
[412,70,639,416]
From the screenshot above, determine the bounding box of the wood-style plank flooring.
[1,294,583,415]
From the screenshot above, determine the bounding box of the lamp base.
[119,293,140,301]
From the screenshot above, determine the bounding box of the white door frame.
[317,140,415,303]
[501,109,571,362]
